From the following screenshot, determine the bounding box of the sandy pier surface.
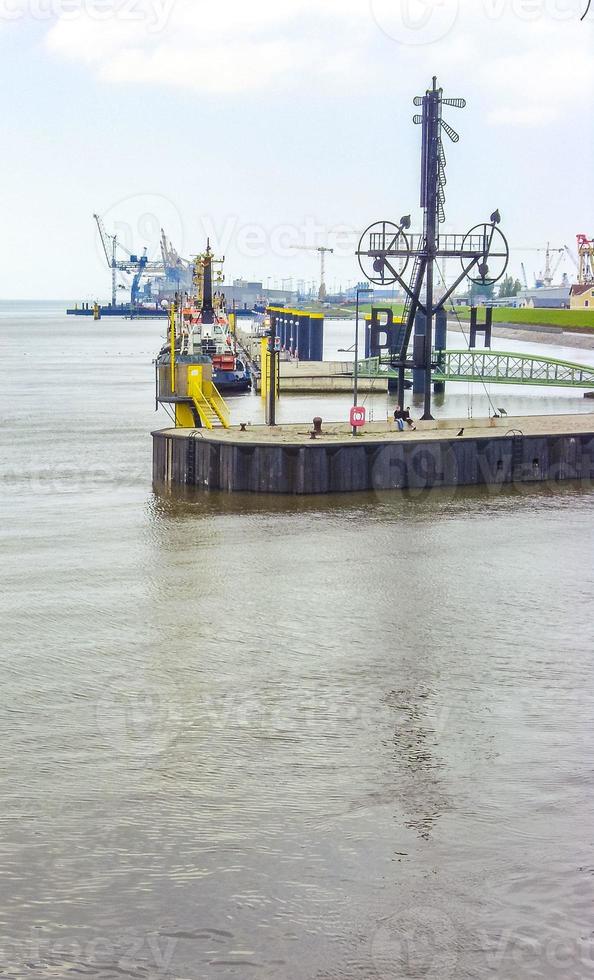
[160,412,594,446]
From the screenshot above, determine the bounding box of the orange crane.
[291,245,334,301]
[576,234,594,285]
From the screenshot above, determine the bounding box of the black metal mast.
[357,77,509,420]
[421,77,441,418]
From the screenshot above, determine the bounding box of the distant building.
[344,284,404,303]
[516,286,571,309]
[488,295,523,308]
[217,279,298,310]
[452,286,571,310]
[570,284,594,310]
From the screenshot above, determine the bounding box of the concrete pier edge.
[152,414,594,495]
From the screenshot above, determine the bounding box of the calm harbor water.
[2,305,594,979]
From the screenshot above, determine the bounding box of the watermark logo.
[370,0,459,45]
[482,924,594,974]
[0,929,178,977]
[97,192,185,268]
[370,0,590,43]
[0,0,175,32]
[96,674,182,759]
[93,192,185,303]
[198,213,357,262]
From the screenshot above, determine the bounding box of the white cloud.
[34,0,594,123]
[99,39,323,93]
[483,23,594,126]
[43,0,371,91]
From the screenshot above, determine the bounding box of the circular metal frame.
[357,220,410,286]
[461,223,509,286]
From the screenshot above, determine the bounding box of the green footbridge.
[357,350,594,389]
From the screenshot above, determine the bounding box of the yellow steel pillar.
[260,336,279,420]
[175,404,195,428]
[260,336,269,401]
[176,362,196,428]
[170,301,176,395]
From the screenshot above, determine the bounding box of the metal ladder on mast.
[393,253,425,366]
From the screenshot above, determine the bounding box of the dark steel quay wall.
[153,428,594,495]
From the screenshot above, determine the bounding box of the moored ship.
[155,241,251,416]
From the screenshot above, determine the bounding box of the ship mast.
[201,241,215,325]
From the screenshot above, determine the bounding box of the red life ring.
[350,406,366,428]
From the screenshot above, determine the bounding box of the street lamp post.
[353,286,373,435]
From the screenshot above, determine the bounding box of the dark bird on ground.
[456,428,465,437]
[490,209,501,224]
[498,408,508,416]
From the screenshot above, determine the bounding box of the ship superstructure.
[155,240,252,430]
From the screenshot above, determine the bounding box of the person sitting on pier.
[394,408,416,431]
[404,408,416,431]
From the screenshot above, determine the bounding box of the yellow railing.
[187,366,230,429]
[208,383,231,428]
[191,390,216,429]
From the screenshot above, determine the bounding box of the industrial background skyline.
[1,0,592,298]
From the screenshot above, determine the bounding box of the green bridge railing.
[357,350,594,389]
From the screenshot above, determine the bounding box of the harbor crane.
[160,229,192,291]
[576,234,594,284]
[531,243,565,287]
[538,243,565,287]
[515,243,566,288]
[564,243,580,275]
[291,245,334,301]
[94,213,164,306]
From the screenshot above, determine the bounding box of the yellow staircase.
[187,368,230,430]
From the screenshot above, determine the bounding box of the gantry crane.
[160,228,193,291]
[94,213,164,306]
[536,243,565,287]
[565,243,579,276]
[516,243,566,288]
[291,245,334,301]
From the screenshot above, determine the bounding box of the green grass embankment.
[346,303,594,332]
[454,307,594,332]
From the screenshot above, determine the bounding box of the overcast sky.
[2,0,593,298]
